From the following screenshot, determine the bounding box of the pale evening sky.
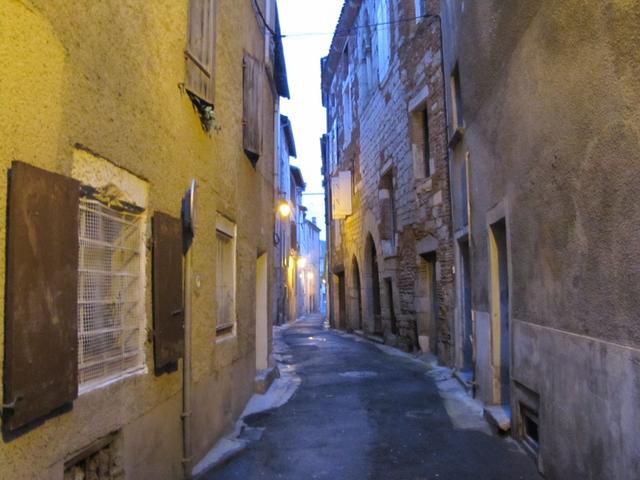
[278,0,345,241]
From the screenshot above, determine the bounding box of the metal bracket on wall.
[1,394,23,413]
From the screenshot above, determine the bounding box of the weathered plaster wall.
[0,0,275,477]
[442,0,640,477]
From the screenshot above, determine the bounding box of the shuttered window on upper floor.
[243,53,264,163]
[186,0,217,105]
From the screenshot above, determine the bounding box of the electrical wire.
[253,0,432,42]
[282,14,432,39]
[253,0,278,37]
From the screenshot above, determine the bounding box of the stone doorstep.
[254,366,280,394]
[483,404,512,434]
[192,437,250,479]
[353,329,385,344]
[453,369,474,393]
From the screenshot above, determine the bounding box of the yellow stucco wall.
[0,0,276,477]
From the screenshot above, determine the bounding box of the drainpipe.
[181,180,197,480]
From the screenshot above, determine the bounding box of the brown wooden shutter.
[152,212,184,374]
[290,221,298,251]
[4,161,80,431]
[185,0,217,104]
[243,53,264,163]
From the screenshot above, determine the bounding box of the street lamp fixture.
[277,200,292,218]
[297,257,307,269]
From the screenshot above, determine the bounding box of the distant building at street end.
[298,216,323,315]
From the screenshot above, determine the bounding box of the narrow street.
[207,315,541,480]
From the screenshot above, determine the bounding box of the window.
[216,214,236,336]
[243,53,264,163]
[185,0,217,104]
[379,171,396,247]
[415,0,427,19]
[343,82,352,147]
[78,198,145,390]
[451,63,464,129]
[375,0,390,82]
[422,108,431,177]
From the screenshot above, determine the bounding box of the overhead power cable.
[280,14,434,40]
[252,2,434,41]
[253,0,277,37]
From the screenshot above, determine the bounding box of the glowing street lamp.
[306,271,314,280]
[297,257,307,269]
[277,200,291,218]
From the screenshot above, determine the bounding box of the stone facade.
[322,0,455,361]
[441,0,640,477]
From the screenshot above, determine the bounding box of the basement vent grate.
[520,403,540,454]
[64,433,124,480]
[78,198,145,390]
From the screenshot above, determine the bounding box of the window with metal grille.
[216,215,236,336]
[78,198,145,391]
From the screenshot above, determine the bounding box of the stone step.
[484,404,512,433]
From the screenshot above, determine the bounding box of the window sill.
[215,329,237,344]
[79,366,147,396]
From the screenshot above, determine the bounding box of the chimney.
[312,217,317,225]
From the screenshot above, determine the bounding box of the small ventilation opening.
[520,404,540,454]
[64,432,123,480]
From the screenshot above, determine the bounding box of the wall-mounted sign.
[331,171,352,219]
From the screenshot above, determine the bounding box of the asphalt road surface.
[206,315,542,480]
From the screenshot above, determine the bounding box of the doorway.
[336,272,347,330]
[489,219,510,405]
[459,238,473,372]
[385,278,397,335]
[352,257,363,330]
[255,253,268,371]
[366,235,382,334]
[418,252,438,353]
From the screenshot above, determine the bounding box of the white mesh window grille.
[78,198,145,390]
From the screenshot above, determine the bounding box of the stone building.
[0,0,287,478]
[440,0,640,477]
[273,115,299,326]
[297,217,322,315]
[321,0,455,358]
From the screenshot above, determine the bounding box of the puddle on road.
[405,408,437,419]
[338,370,379,379]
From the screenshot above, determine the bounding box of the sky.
[277,0,345,241]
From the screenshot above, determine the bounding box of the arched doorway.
[351,256,363,330]
[365,235,382,334]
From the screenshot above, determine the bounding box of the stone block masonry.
[322,0,455,364]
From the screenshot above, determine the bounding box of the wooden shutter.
[290,221,298,251]
[185,0,217,104]
[4,161,80,431]
[152,212,184,374]
[243,53,264,163]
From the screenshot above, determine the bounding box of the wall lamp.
[277,200,292,218]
